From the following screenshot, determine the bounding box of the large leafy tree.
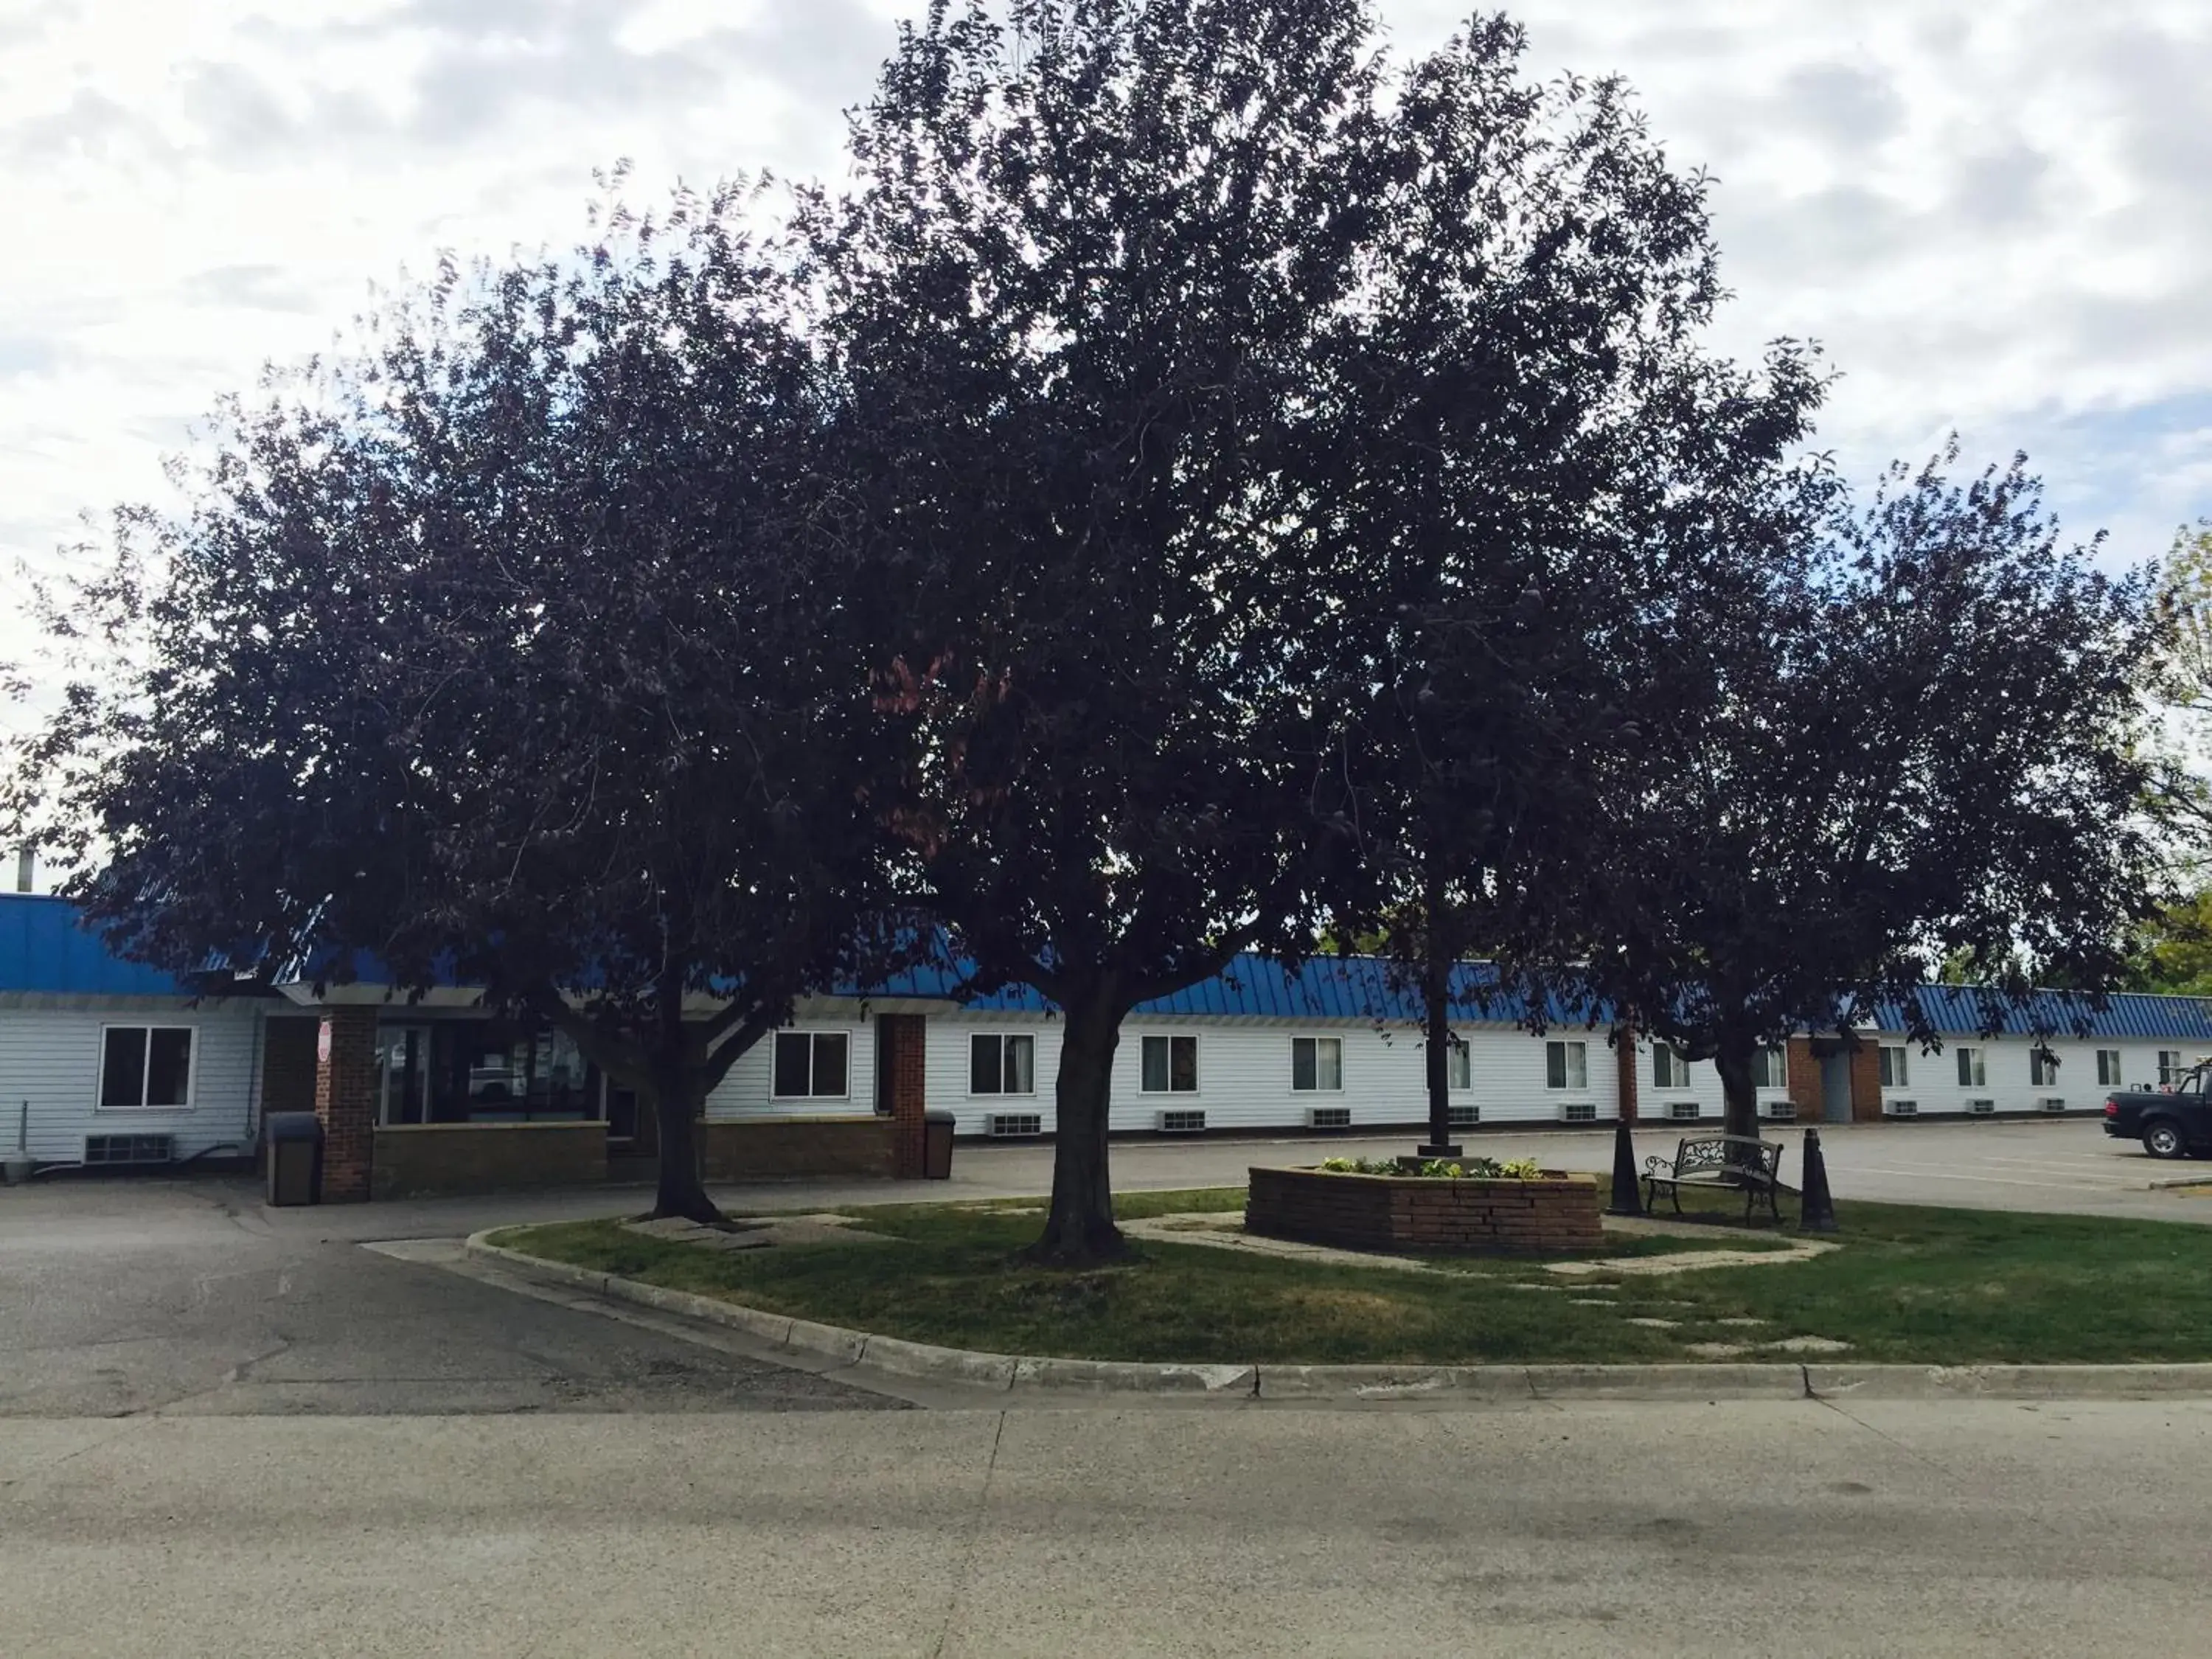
[1301,24,1829,1144]
[6,198,908,1221]
[810,0,1397,1262]
[1584,448,2162,1138]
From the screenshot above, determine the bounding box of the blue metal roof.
[1875,985,2212,1043]
[0,896,200,998]
[884,953,1611,1027]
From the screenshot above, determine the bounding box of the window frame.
[967,1032,1037,1098]
[96,1023,198,1113]
[2158,1050,2183,1087]
[2096,1048,2123,1088]
[1750,1046,1788,1091]
[1138,1033,1200,1094]
[2029,1047,2060,1088]
[1289,1034,1343,1093]
[770,1029,853,1102]
[1956,1046,1988,1088]
[1652,1043,1691,1091]
[1446,1037,1472,1093]
[1878,1045,1909,1089]
[1544,1040,1588,1092]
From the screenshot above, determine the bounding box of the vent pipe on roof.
[13,849,30,894]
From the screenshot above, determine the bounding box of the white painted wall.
[1875,1035,2185,1116]
[0,1001,265,1164]
[703,1018,878,1120]
[1626,1037,1795,1125]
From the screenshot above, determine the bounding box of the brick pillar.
[1785,1036,1820,1124]
[879,1013,928,1179]
[1614,1030,1638,1123]
[313,1006,380,1202]
[1848,1040,1882,1122]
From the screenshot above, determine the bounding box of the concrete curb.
[2143,1174,2212,1191]
[464,1232,2212,1403]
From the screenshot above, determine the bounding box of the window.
[1447,1038,1471,1091]
[1956,1046,1987,1088]
[1545,1040,1587,1091]
[969,1032,1035,1096]
[1652,1044,1690,1090]
[98,1026,193,1110]
[771,1031,849,1099]
[2029,1048,2060,1088]
[1750,1046,1787,1090]
[1141,1034,1198,1093]
[2096,1049,2123,1088]
[2158,1051,2183,1087]
[1290,1036,1342,1092]
[1879,1046,1909,1088]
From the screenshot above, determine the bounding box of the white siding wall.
[0,1002,264,1164]
[703,1019,879,1119]
[1877,1036,2180,1116]
[925,1015,1631,1136]
[1628,1038,1795,1124]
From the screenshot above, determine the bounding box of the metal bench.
[1644,1134,1795,1222]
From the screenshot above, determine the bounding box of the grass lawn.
[493,1186,2212,1366]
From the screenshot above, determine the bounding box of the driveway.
[0,1179,901,1417]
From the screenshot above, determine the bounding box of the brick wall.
[1848,1040,1882,1122]
[878,1013,928,1179]
[697,1117,898,1181]
[1245,1165,1604,1255]
[1785,1036,1821,1124]
[372,1121,608,1200]
[313,1006,380,1202]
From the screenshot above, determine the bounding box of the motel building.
[5,889,2211,1199]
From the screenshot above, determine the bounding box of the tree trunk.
[1029,984,1127,1265]
[647,1076,722,1222]
[1714,1040,1761,1146]
[1421,931,1454,1155]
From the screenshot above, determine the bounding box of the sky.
[2,0,2208,681]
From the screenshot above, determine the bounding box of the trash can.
[922,1111,956,1180]
[265,1112,323,1206]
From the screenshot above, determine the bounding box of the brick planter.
[1245,1164,1605,1256]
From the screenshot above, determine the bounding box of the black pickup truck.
[2104,1063,2212,1159]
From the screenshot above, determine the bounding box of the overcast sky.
[4,0,2208,678]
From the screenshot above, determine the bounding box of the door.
[1820,1052,1852,1124]
[377,1026,432,1126]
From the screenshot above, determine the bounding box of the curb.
[2144,1174,2212,1191]
[464,1232,2212,1403]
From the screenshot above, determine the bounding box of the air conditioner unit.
[1158,1109,1207,1134]
[1559,1101,1596,1124]
[1666,1101,1702,1121]
[1307,1105,1352,1130]
[1966,1098,1995,1116]
[1884,1099,1919,1118]
[83,1133,175,1166]
[2038,1096,2066,1114]
[986,1113,1043,1139]
[1763,1100,1797,1121]
[1447,1104,1480,1129]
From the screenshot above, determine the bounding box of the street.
[4,1122,2211,1655]
[5,1401,2211,1657]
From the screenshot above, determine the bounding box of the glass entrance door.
[378,1026,432,1126]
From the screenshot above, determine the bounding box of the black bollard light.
[1798,1124,1839,1234]
[1605,1113,1643,1217]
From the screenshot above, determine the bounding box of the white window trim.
[1138,1032,1200,1095]
[1446,1035,1472,1093]
[2096,1048,2123,1088]
[1750,1046,1790,1092]
[1956,1046,1988,1089]
[967,1031,1037,1098]
[770,1028,855,1102]
[1544,1039,1589,1093]
[95,1022,199,1114]
[1289,1034,1344,1093]
[1652,1043,1693,1091]
[1878,1045,1909,1090]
